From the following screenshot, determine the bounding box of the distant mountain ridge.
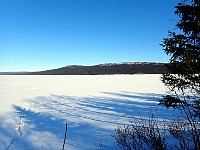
[0,62,168,75]
[0,71,29,75]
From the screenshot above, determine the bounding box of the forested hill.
[0,62,167,75]
[5,62,167,75]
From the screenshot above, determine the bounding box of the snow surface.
[0,75,173,150]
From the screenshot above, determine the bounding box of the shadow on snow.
[1,92,177,150]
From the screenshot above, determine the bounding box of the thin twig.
[62,122,68,150]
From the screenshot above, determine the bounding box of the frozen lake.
[0,75,169,150]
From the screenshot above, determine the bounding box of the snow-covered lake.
[0,75,169,150]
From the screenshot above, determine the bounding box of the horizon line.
[0,61,168,72]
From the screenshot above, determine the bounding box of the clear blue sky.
[0,0,179,71]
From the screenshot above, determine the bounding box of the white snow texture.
[0,75,171,150]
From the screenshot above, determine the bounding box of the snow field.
[0,75,170,149]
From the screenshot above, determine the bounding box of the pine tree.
[161,0,200,94]
[160,0,200,149]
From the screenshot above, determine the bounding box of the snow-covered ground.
[0,75,172,150]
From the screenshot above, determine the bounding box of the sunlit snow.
[0,75,172,150]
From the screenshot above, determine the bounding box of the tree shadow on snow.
[2,92,178,150]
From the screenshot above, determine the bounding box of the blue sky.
[0,0,179,71]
